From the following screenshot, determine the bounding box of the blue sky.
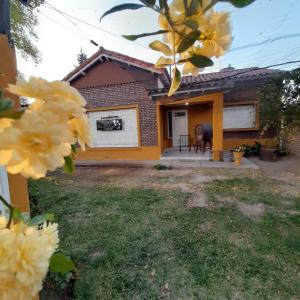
[17,0,300,80]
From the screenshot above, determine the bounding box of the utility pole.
[0,0,30,214]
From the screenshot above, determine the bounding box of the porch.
[157,92,224,161]
[161,147,211,160]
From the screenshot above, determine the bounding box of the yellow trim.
[224,138,276,150]
[77,146,161,160]
[87,104,138,112]
[0,34,29,213]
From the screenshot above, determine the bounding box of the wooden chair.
[179,135,192,152]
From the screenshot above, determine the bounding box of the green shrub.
[153,164,172,170]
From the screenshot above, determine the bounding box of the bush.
[153,164,172,170]
[243,142,262,157]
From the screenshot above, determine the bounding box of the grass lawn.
[32,170,300,299]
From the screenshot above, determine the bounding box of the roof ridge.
[63,46,167,82]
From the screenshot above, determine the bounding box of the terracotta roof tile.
[181,67,281,85]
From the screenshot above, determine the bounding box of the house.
[64,47,279,161]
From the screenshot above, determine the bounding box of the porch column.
[0,34,30,213]
[212,93,224,161]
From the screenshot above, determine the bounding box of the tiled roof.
[64,47,168,82]
[181,67,281,85]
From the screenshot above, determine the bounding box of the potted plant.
[259,142,278,161]
[232,145,246,166]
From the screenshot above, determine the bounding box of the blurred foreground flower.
[0,77,91,179]
[0,216,59,300]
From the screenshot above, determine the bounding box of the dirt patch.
[238,202,265,218]
[215,195,236,204]
[187,193,208,208]
[89,249,105,261]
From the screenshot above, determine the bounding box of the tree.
[76,48,87,66]
[259,68,300,150]
[10,0,44,64]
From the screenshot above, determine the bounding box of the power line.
[40,12,91,43]
[46,1,83,33]
[40,10,99,47]
[42,2,150,50]
[230,33,300,52]
[43,1,300,55]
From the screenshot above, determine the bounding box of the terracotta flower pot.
[233,151,244,166]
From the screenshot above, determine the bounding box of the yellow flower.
[0,227,16,273]
[15,230,53,289]
[198,10,232,57]
[0,118,14,133]
[8,76,86,107]
[180,46,214,75]
[41,222,59,250]
[69,115,91,151]
[31,99,86,120]
[0,216,7,229]
[0,109,74,179]
[0,219,59,300]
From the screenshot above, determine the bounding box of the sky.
[17,0,300,81]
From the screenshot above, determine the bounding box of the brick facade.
[78,82,158,146]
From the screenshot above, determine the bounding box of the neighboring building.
[64,47,279,161]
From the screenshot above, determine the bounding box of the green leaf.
[44,213,55,222]
[0,109,23,119]
[149,40,172,56]
[218,0,255,8]
[139,0,156,6]
[50,253,76,273]
[159,0,167,11]
[27,215,46,226]
[63,156,75,174]
[184,19,199,30]
[185,0,200,16]
[0,95,14,112]
[71,144,77,155]
[168,68,181,97]
[100,3,145,21]
[176,30,200,53]
[188,54,214,68]
[13,208,25,222]
[123,30,168,41]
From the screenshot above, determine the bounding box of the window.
[174,112,186,117]
[88,108,139,147]
[223,104,257,130]
[167,111,173,138]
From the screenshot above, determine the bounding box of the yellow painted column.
[212,93,224,161]
[0,34,30,213]
[156,102,164,155]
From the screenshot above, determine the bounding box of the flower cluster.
[233,145,246,152]
[0,217,59,300]
[152,0,232,94]
[0,77,91,179]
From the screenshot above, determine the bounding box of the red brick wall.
[78,82,158,146]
